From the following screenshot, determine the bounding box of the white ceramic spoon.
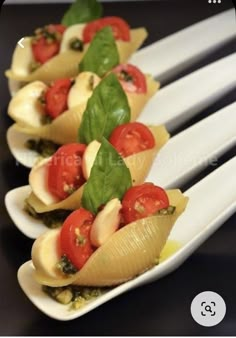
[138,52,236,131]
[17,156,236,320]
[7,52,236,169]
[130,9,236,81]
[8,9,236,96]
[5,101,236,239]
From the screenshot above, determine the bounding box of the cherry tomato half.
[60,208,95,270]
[112,64,147,93]
[44,78,72,119]
[109,122,155,157]
[122,183,169,224]
[47,143,86,201]
[32,24,66,64]
[83,16,130,43]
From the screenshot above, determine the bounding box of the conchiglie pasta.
[129,75,160,121]
[5,27,148,84]
[26,125,169,213]
[33,190,188,287]
[11,77,159,144]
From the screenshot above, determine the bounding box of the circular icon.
[191,291,226,327]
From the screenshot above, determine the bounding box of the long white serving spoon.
[17,155,236,320]
[131,9,236,81]
[6,52,236,169]
[5,101,236,239]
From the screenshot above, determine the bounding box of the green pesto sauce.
[43,285,109,310]
[25,138,60,158]
[24,200,71,229]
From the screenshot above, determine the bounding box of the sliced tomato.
[112,64,147,93]
[109,122,155,157]
[32,37,60,64]
[32,24,66,64]
[122,183,169,224]
[60,208,95,270]
[47,143,86,200]
[83,16,130,43]
[44,78,72,119]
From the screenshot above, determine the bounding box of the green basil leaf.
[78,73,130,144]
[62,0,103,26]
[81,138,132,214]
[79,27,119,77]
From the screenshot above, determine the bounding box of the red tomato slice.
[32,24,66,64]
[32,37,60,64]
[47,143,86,200]
[44,78,72,119]
[60,208,94,270]
[83,16,130,43]
[122,183,170,224]
[112,64,147,93]
[109,122,155,157]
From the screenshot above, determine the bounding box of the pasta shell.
[33,189,188,287]
[5,27,147,83]
[129,75,160,121]
[11,77,159,144]
[26,125,169,213]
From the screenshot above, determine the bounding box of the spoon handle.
[170,156,236,245]
[131,9,236,81]
[146,102,236,188]
[138,52,236,131]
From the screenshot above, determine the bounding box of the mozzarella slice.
[31,228,62,279]
[90,198,122,247]
[60,24,85,53]
[68,72,101,109]
[8,81,48,127]
[82,140,101,180]
[29,157,59,205]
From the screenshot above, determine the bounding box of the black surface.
[0,0,236,335]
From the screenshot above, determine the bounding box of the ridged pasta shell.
[26,125,169,213]
[129,75,160,121]
[11,76,159,144]
[124,125,170,185]
[33,190,188,287]
[5,28,147,83]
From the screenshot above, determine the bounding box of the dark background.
[0,0,236,335]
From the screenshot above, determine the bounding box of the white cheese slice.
[90,198,122,247]
[82,140,101,180]
[29,157,59,205]
[8,81,48,127]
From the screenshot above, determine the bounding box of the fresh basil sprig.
[62,0,103,26]
[78,73,130,144]
[79,27,119,77]
[81,138,132,214]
